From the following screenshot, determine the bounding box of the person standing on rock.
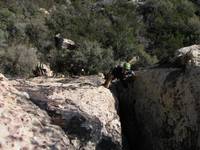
[103,62,136,88]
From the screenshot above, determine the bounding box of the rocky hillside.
[1,47,200,150]
[115,67,200,150]
[0,75,121,150]
[1,0,199,77]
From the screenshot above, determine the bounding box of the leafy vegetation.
[0,0,199,76]
[0,44,38,76]
[139,0,200,59]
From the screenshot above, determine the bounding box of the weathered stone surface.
[55,34,77,50]
[0,74,75,150]
[33,63,53,77]
[6,59,200,150]
[0,73,7,81]
[175,45,200,66]
[157,45,200,69]
[12,75,122,150]
[115,68,200,150]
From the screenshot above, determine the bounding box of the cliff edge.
[115,67,200,150]
[0,75,122,150]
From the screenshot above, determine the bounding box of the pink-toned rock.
[0,75,75,150]
[12,75,122,150]
[0,74,7,81]
[1,75,122,150]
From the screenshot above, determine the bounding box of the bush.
[68,41,114,74]
[46,1,142,61]
[0,45,38,76]
[0,8,15,30]
[48,41,114,75]
[136,45,158,66]
[48,48,70,74]
[1,0,199,77]
[138,0,200,59]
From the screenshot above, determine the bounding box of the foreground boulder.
[12,76,122,150]
[0,74,75,150]
[0,73,7,81]
[115,68,200,150]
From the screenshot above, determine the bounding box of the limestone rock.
[115,68,200,150]
[12,75,122,150]
[0,75,75,150]
[0,73,7,81]
[175,45,200,66]
[39,8,50,15]
[157,45,200,69]
[33,63,53,77]
[55,34,77,50]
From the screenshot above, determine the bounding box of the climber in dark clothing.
[103,62,136,88]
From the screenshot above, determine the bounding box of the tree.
[138,0,200,59]
[68,40,114,74]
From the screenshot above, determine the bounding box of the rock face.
[0,74,75,150]
[115,68,200,150]
[157,45,200,69]
[175,45,200,67]
[33,63,53,77]
[10,75,122,150]
[54,34,77,50]
[2,56,199,150]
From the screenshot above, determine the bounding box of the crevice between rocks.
[29,97,97,147]
[111,81,144,150]
[28,95,121,150]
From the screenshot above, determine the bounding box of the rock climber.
[103,62,136,88]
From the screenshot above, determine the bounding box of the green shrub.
[46,1,142,60]
[0,0,199,77]
[139,0,200,59]
[48,41,114,75]
[0,45,38,76]
[69,40,114,74]
[136,45,158,66]
[48,48,70,74]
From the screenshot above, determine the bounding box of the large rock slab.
[115,68,200,150]
[0,74,75,150]
[175,45,200,66]
[13,76,122,150]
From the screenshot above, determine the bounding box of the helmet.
[123,62,131,70]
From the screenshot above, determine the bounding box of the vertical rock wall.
[115,68,200,150]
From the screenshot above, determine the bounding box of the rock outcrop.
[0,74,75,150]
[5,75,122,150]
[175,45,200,67]
[2,44,200,150]
[114,67,200,150]
[0,73,7,81]
[32,63,53,77]
[54,34,77,50]
[158,45,200,69]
